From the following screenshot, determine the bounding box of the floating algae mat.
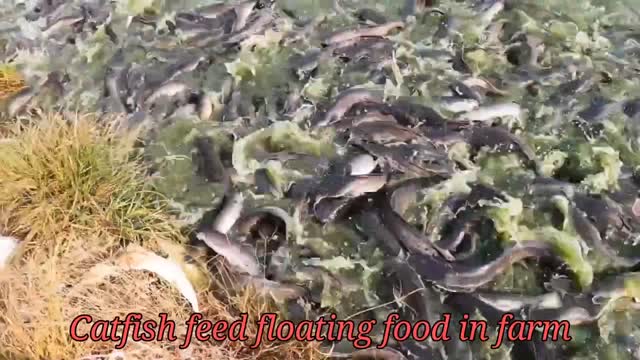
[2,0,640,358]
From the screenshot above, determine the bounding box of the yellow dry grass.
[0,112,178,253]
[0,65,26,100]
[0,113,323,360]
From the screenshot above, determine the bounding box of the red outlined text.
[68,312,571,349]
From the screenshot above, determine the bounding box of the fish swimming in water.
[196,229,262,276]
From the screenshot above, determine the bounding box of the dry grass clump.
[0,113,323,360]
[0,65,26,100]
[1,238,323,360]
[0,112,179,253]
[1,239,220,359]
[196,269,325,360]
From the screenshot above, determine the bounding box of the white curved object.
[119,247,200,313]
[0,236,19,269]
[79,246,201,313]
